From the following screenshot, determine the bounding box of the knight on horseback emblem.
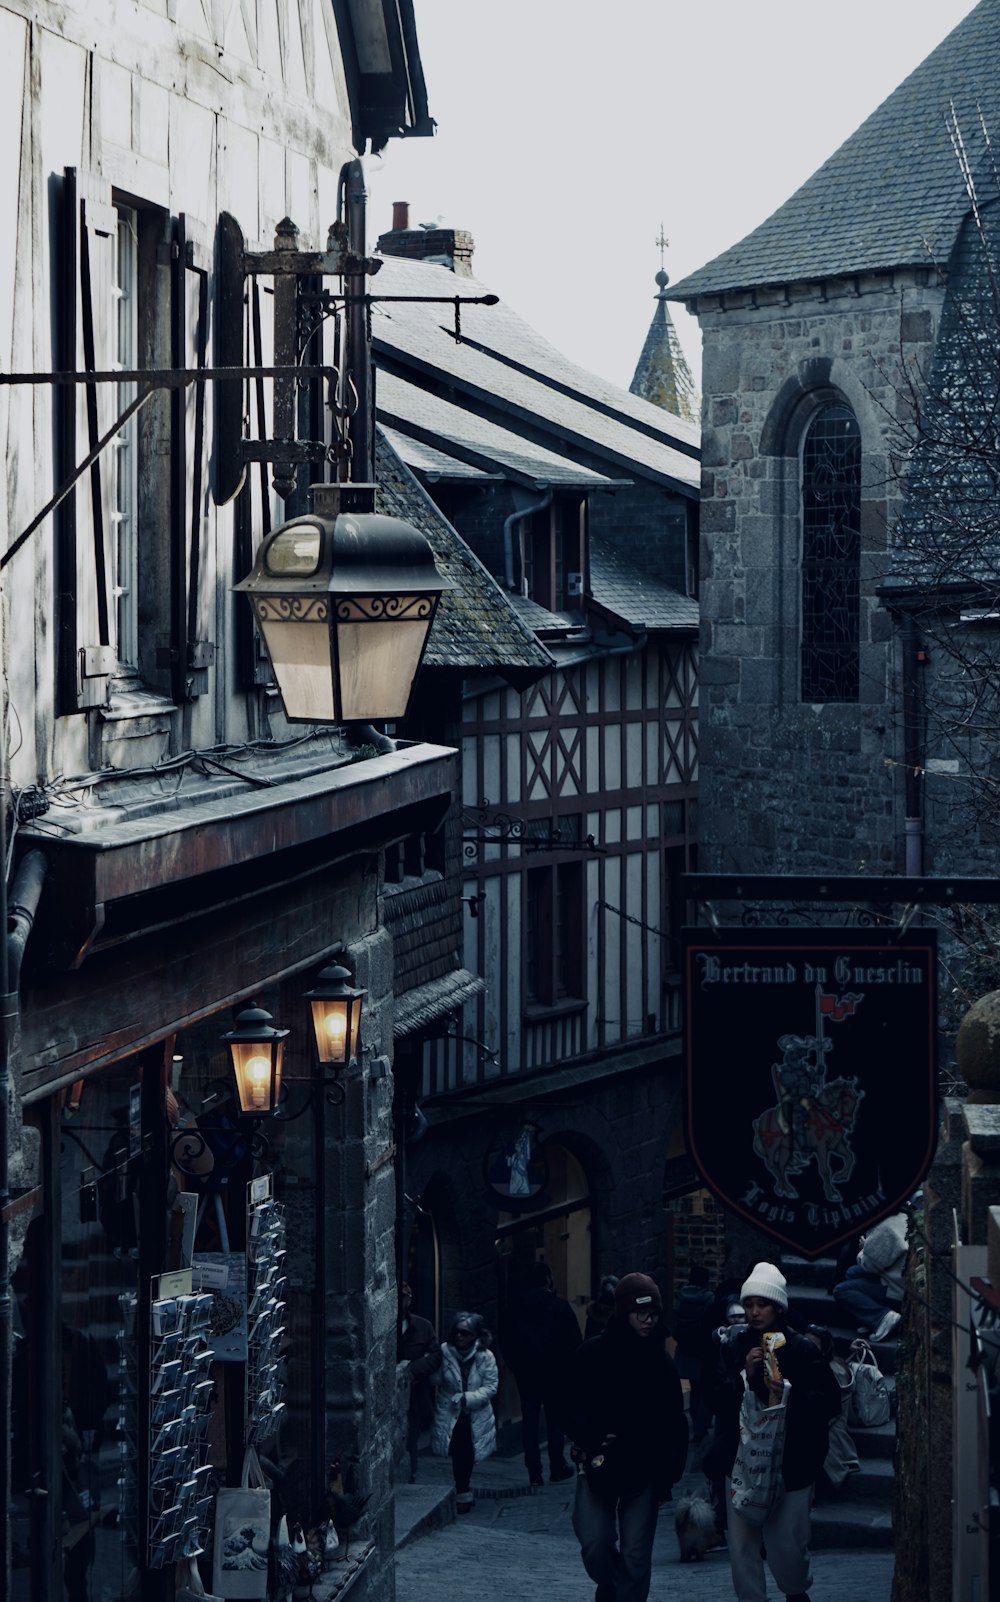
[753,988,865,1204]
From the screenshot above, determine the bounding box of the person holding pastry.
[708,1262,840,1602]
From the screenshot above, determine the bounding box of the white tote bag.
[211,1446,271,1599]
[729,1377,790,1526]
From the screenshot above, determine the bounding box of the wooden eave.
[21,742,457,968]
[333,0,433,152]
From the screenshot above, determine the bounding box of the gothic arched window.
[801,403,861,702]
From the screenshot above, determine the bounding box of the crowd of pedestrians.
[396,1225,907,1602]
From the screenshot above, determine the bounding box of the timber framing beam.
[681,873,1000,905]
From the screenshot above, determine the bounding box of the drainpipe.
[901,614,924,878]
[502,491,551,593]
[0,845,48,1597]
[342,160,372,484]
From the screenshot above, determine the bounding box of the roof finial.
[655,223,670,290]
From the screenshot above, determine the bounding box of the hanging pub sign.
[683,926,937,1258]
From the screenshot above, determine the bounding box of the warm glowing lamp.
[221,1004,289,1116]
[304,963,366,1068]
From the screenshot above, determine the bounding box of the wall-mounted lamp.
[235,483,449,725]
[221,1003,289,1116]
[304,963,366,1068]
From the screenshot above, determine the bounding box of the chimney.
[376,202,475,278]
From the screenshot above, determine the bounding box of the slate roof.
[371,254,699,494]
[393,967,485,1037]
[377,369,624,489]
[589,536,699,633]
[374,431,551,675]
[670,0,1000,300]
[380,426,501,482]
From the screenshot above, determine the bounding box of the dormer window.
[521,494,587,610]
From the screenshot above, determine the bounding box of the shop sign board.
[683,926,937,1258]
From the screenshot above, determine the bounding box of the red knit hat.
[614,1272,662,1314]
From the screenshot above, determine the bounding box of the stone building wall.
[693,273,945,877]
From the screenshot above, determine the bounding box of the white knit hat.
[740,1262,788,1310]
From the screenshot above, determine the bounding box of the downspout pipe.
[502,491,552,593]
[0,846,48,1597]
[901,614,924,878]
[342,159,372,485]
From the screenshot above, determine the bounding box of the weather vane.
[656,224,669,271]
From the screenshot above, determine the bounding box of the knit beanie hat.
[614,1272,662,1315]
[740,1262,788,1310]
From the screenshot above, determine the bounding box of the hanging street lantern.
[303,962,366,1068]
[234,482,449,726]
[304,962,366,1068]
[221,1003,289,1116]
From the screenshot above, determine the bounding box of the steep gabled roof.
[371,254,699,495]
[377,369,627,490]
[374,431,552,676]
[670,0,999,301]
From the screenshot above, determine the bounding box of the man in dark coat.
[563,1272,687,1602]
[711,1262,840,1602]
[398,1283,441,1482]
[505,1261,581,1486]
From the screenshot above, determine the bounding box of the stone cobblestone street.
[394,1453,895,1601]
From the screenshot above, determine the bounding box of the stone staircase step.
[829,1456,895,1501]
[852,1418,896,1461]
[811,1498,893,1549]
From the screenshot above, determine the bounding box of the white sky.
[366,0,980,395]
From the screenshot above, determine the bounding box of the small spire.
[630,227,699,425]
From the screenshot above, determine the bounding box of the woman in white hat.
[711,1262,841,1602]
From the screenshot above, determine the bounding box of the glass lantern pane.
[258,616,335,722]
[264,524,322,576]
[334,607,433,721]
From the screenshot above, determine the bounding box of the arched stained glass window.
[801,403,861,702]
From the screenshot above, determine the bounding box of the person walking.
[584,1276,619,1341]
[564,1272,687,1602]
[397,1282,441,1482]
[504,1260,581,1487]
[712,1262,840,1602]
[670,1263,717,1443]
[430,1311,498,1513]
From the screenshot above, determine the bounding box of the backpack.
[847,1338,890,1428]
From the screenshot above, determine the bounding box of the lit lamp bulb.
[246,1054,272,1110]
[323,1012,348,1058]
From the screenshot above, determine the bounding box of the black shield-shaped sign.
[683,926,937,1259]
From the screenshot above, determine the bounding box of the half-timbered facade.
[0,6,453,1601]
[370,222,701,1380]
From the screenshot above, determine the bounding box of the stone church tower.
[669,0,1000,884]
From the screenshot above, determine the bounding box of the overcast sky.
[366,0,980,395]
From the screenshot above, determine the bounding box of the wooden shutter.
[56,168,116,710]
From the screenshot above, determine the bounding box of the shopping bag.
[847,1339,890,1428]
[728,1376,789,1526]
[211,1446,271,1599]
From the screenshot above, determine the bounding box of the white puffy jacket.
[430,1340,498,1460]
